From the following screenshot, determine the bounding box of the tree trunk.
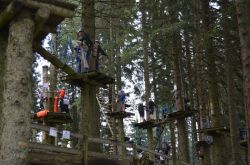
[221,1,241,164]
[235,0,250,163]
[169,0,190,163]
[141,0,154,161]
[141,0,150,121]
[0,10,34,164]
[81,0,100,152]
[201,0,227,164]
[170,122,177,165]
[0,31,7,152]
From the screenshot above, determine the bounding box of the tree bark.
[0,31,7,153]
[201,0,227,164]
[235,0,250,163]
[168,0,190,163]
[221,1,241,164]
[141,0,150,121]
[0,10,34,164]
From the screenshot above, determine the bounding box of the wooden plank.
[34,44,76,75]
[106,111,134,118]
[0,0,22,29]
[133,119,167,129]
[31,123,82,139]
[65,71,114,86]
[20,0,75,18]
[167,110,197,119]
[197,126,230,134]
[32,0,78,10]
[28,142,81,155]
[88,151,131,160]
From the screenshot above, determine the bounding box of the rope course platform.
[0,0,77,42]
[63,71,114,87]
[133,119,168,129]
[197,126,229,135]
[195,141,209,147]
[240,140,247,147]
[106,111,134,118]
[167,110,198,120]
[32,112,72,124]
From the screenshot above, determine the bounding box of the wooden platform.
[33,112,73,125]
[167,110,197,120]
[28,143,131,165]
[133,119,168,129]
[106,111,134,118]
[195,141,209,147]
[0,0,77,42]
[197,126,229,135]
[240,140,247,147]
[63,71,114,87]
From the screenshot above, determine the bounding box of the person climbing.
[148,99,155,120]
[162,104,168,120]
[118,90,126,111]
[138,103,145,122]
[184,98,191,111]
[93,40,107,70]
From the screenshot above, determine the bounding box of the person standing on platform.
[162,104,168,120]
[118,90,126,111]
[148,99,156,120]
[61,96,70,113]
[57,88,65,112]
[138,103,145,122]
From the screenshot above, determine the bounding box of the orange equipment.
[36,109,49,118]
[54,96,59,113]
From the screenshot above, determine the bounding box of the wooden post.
[117,117,126,158]
[42,65,49,109]
[147,127,154,161]
[34,7,50,38]
[82,134,88,165]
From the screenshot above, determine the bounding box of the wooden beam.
[34,7,50,37]
[34,44,76,75]
[28,142,81,155]
[20,0,75,18]
[0,0,22,29]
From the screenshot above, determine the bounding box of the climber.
[138,103,145,122]
[73,40,82,73]
[61,96,70,113]
[57,89,66,112]
[73,39,89,73]
[184,98,191,111]
[93,40,107,70]
[162,104,168,119]
[77,29,93,71]
[77,29,93,49]
[117,90,126,111]
[147,99,155,120]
